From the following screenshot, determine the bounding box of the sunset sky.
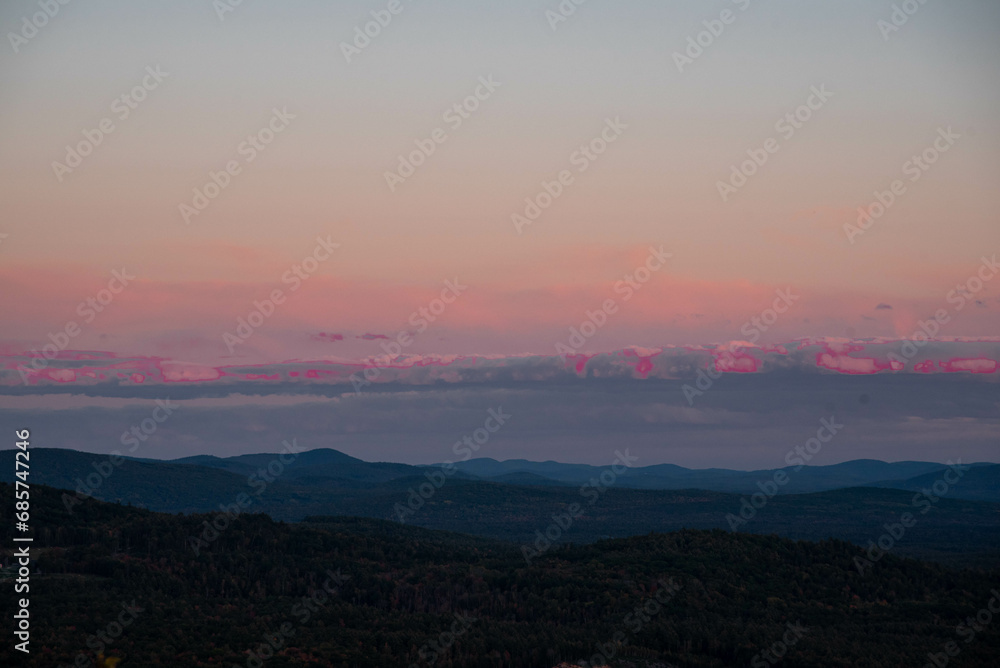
[1,1,999,465]
[2,0,999,364]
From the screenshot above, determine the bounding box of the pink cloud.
[939,358,998,374]
[2,339,999,389]
[312,332,345,342]
[2,260,999,364]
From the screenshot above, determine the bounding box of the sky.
[1,1,998,466]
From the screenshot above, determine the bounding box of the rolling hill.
[2,482,1000,667]
[4,448,999,567]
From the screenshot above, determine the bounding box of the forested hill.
[2,483,999,667]
[4,448,999,568]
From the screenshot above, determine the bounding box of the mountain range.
[8,446,996,498]
[3,447,999,567]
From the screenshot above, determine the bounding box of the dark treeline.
[1,483,998,667]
